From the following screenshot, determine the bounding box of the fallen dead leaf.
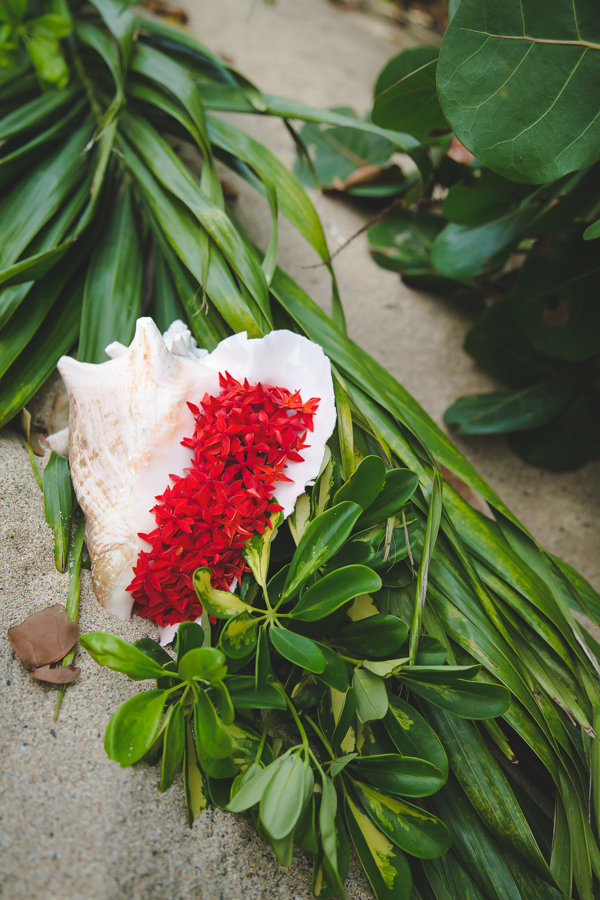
[8,605,79,670]
[29,664,81,684]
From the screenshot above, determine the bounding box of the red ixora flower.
[126,372,319,626]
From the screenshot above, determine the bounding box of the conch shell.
[55,318,335,620]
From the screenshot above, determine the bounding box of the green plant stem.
[304,714,335,761]
[70,37,103,122]
[54,509,85,720]
[280,688,309,750]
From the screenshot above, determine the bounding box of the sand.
[1,1,599,898]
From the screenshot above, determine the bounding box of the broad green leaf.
[183,726,208,826]
[194,689,232,759]
[315,642,349,693]
[43,450,72,572]
[510,391,600,471]
[319,775,346,895]
[355,468,419,531]
[353,781,451,859]
[269,626,325,674]
[193,568,250,619]
[344,795,413,900]
[211,681,234,727]
[78,182,142,363]
[220,612,258,659]
[443,176,521,227]
[242,509,282,588]
[177,647,227,683]
[362,658,410,678]
[384,695,448,777]
[444,382,572,435]
[374,45,439,96]
[332,455,386,510]
[160,701,185,792]
[372,61,448,138]
[227,758,283,812]
[104,689,167,765]
[225,676,287,710]
[259,754,306,840]
[338,615,409,659]
[80,632,167,680]
[282,501,362,600]
[438,0,600,183]
[583,218,600,240]
[294,109,396,192]
[133,637,173,668]
[353,668,389,724]
[511,232,600,362]
[353,754,445,798]
[175,622,205,665]
[289,566,382,622]
[431,206,538,280]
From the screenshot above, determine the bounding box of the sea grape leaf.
[294,108,396,192]
[510,389,600,472]
[367,212,449,287]
[374,45,439,97]
[431,204,539,280]
[8,604,78,669]
[444,381,572,435]
[437,0,600,183]
[372,61,449,139]
[511,231,600,361]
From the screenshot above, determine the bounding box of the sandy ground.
[1,1,599,898]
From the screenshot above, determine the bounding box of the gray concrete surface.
[1,1,599,898]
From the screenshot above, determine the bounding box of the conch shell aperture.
[54,318,336,621]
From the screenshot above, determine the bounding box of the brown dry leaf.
[8,605,79,670]
[29,664,81,684]
[447,137,475,166]
[440,466,493,519]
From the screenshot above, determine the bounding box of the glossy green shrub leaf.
[444,381,572,435]
[353,668,389,723]
[438,0,600,183]
[193,568,250,619]
[177,647,227,683]
[227,758,283,812]
[220,612,258,659]
[373,61,448,138]
[384,695,448,777]
[259,754,306,840]
[338,615,409,659]
[225,676,287,710]
[344,795,413,900]
[367,212,452,293]
[355,469,419,531]
[290,566,382,622]
[353,754,445,798]
[133,637,173,668]
[80,632,167,680]
[194,688,233,759]
[333,454,386,510]
[282,501,362,600]
[316,642,349,693]
[183,726,208,826]
[443,175,521,227]
[43,450,72,572]
[353,781,451,859]
[270,626,325,674]
[398,671,510,719]
[176,622,205,665]
[105,689,167,765]
[160,701,186,792]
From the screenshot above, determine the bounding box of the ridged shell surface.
[57,318,335,620]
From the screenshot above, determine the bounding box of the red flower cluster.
[127,372,319,626]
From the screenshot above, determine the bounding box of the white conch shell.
[57,318,335,621]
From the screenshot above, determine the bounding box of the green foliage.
[7,2,600,896]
